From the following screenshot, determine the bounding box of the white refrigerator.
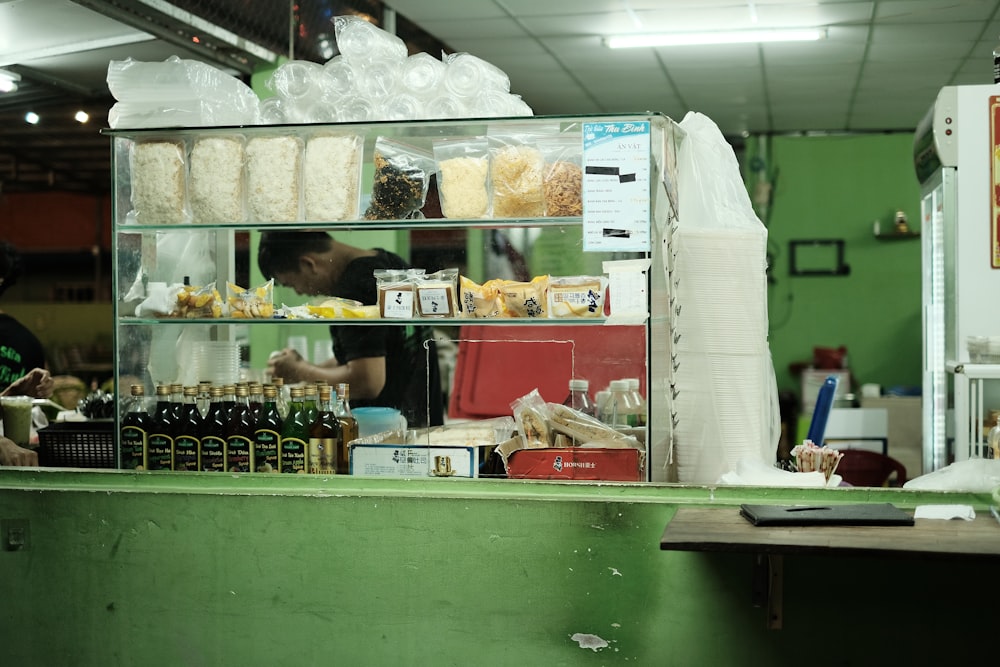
[914,84,1000,472]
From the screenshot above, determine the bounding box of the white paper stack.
[671,225,776,484]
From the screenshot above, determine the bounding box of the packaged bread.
[499,275,549,318]
[375,268,425,318]
[459,276,504,318]
[246,135,302,222]
[547,276,606,318]
[190,135,246,224]
[547,403,631,445]
[415,268,459,318]
[510,388,551,449]
[131,140,188,225]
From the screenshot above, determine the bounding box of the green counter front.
[0,471,996,665]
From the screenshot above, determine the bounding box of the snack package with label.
[171,282,222,318]
[510,388,551,449]
[459,276,505,318]
[227,279,275,319]
[547,275,606,318]
[415,268,459,318]
[499,275,549,318]
[546,403,636,447]
[375,268,425,318]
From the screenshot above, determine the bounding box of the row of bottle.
[562,377,647,428]
[120,380,358,474]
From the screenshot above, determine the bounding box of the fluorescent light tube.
[605,28,826,49]
[0,68,20,93]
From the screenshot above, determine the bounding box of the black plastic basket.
[37,420,116,468]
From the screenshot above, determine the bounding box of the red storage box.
[506,447,644,482]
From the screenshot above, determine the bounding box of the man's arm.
[1,368,53,399]
[268,349,386,400]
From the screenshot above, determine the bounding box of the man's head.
[258,231,335,296]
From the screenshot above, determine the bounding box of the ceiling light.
[0,68,20,93]
[24,112,39,125]
[605,28,827,49]
[74,110,89,124]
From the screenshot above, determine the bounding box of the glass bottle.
[147,384,175,471]
[196,380,213,418]
[173,386,202,471]
[280,385,308,473]
[199,385,227,472]
[625,377,647,427]
[988,415,1000,459]
[599,379,638,428]
[222,384,238,421]
[562,378,596,417]
[308,384,342,474]
[273,376,289,420]
[120,383,151,471]
[335,382,359,475]
[303,382,320,428]
[248,381,264,424]
[225,383,254,473]
[254,384,282,473]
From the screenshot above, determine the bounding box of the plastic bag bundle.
[107,56,260,128]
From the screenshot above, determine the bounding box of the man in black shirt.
[258,231,443,427]
[0,241,47,393]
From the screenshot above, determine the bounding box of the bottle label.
[120,425,147,470]
[254,428,280,473]
[174,435,200,471]
[226,435,252,473]
[200,435,226,472]
[281,437,307,473]
[308,437,337,474]
[147,433,173,470]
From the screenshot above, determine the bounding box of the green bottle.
[253,384,282,473]
[280,385,308,473]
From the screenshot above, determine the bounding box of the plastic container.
[599,379,639,427]
[563,378,596,417]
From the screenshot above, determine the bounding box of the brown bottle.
[120,384,151,471]
[334,383,358,475]
[225,383,254,473]
[199,385,227,472]
[147,384,175,471]
[308,385,342,475]
[173,386,202,471]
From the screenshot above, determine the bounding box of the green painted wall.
[1,471,995,666]
[749,133,923,397]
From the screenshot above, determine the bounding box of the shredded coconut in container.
[543,160,583,216]
[304,134,362,221]
[189,136,245,223]
[439,156,488,218]
[246,136,302,222]
[491,144,544,218]
[132,140,187,224]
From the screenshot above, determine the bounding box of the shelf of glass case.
[117,316,632,326]
[113,217,586,233]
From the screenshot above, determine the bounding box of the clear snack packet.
[547,275,607,318]
[130,139,189,225]
[304,132,363,221]
[510,388,551,449]
[227,279,275,319]
[488,123,557,218]
[189,135,246,224]
[498,275,549,318]
[246,134,303,222]
[365,137,434,220]
[540,134,583,217]
[375,268,426,318]
[415,268,460,318]
[171,282,222,318]
[433,136,490,219]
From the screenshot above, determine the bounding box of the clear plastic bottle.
[625,378,647,427]
[599,379,639,428]
[987,415,1000,459]
[562,378,596,417]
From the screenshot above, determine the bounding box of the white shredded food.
[304,135,362,221]
[439,155,488,218]
[190,136,245,223]
[246,136,302,222]
[132,140,187,224]
[490,144,544,218]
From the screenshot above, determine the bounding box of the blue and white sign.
[581,121,651,252]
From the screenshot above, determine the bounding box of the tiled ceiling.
[0,0,998,195]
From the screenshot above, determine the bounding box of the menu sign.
[991,96,1000,268]
[581,121,651,252]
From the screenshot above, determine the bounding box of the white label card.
[382,289,414,318]
[582,121,651,252]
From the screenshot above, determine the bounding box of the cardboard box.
[506,447,644,482]
[349,443,479,478]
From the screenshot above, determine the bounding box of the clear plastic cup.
[1,396,33,447]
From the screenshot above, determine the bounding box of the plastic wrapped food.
[459,276,504,318]
[227,280,275,319]
[510,389,551,449]
[190,135,246,224]
[131,140,188,225]
[365,137,433,220]
[547,276,606,318]
[246,135,302,222]
[498,275,549,318]
[171,282,222,319]
[434,136,490,219]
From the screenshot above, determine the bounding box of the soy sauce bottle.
[120,384,151,471]
[308,384,342,474]
[280,385,308,473]
[199,385,227,472]
[173,386,202,471]
[253,384,282,473]
[335,383,359,475]
[147,384,176,471]
[225,383,254,473]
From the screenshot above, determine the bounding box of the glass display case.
[107,113,680,481]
